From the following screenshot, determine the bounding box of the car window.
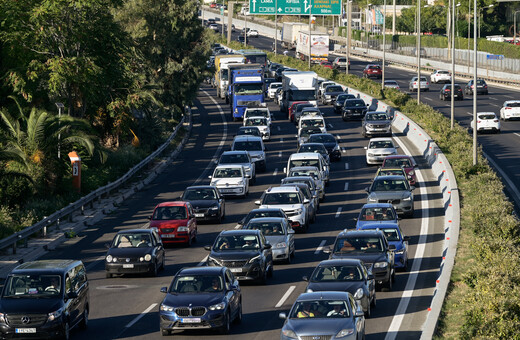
[245,118,267,126]
[335,236,383,253]
[214,168,242,178]
[221,153,249,164]
[214,234,260,250]
[478,114,495,120]
[2,274,63,297]
[372,179,408,191]
[360,207,396,221]
[234,141,262,151]
[113,233,152,248]
[183,188,216,200]
[326,86,343,92]
[505,102,520,108]
[153,206,187,220]
[382,228,400,241]
[366,113,388,121]
[263,193,301,205]
[346,100,366,107]
[170,275,224,293]
[289,300,350,318]
[369,140,394,149]
[245,221,285,235]
[290,159,319,168]
[310,265,362,282]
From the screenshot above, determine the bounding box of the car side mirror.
[364,147,367,150]
[323,246,332,254]
[410,186,416,191]
[148,215,152,220]
[395,145,399,149]
[264,244,272,249]
[160,287,168,293]
[66,291,78,299]
[365,187,369,192]
[204,245,212,251]
[288,229,295,234]
[403,236,410,242]
[283,167,287,173]
[303,199,310,204]
[302,276,309,282]
[245,174,251,178]
[355,308,365,317]
[279,312,287,320]
[254,200,261,205]
[208,175,212,179]
[367,273,374,280]
[389,244,396,250]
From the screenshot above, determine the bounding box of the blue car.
[355,203,398,229]
[359,223,409,271]
[159,266,242,335]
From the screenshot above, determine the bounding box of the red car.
[363,64,382,79]
[210,2,217,7]
[288,101,309,122]
[381,155,418,186]
[149,202,197,246]
[320,61,333,69]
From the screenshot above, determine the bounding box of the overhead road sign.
[249,0,342,15]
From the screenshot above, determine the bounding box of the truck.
[228,66,265,121]
[281,22,307,50]
[214,54,246,99]
[279,71,318,113]
[296,31,329,64]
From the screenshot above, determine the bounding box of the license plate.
[123,264,134,268]
[230,268,242,273]
[161,234,175,238]
[16,329,36,334]
[194,213,204,218]
[181,318,201,323]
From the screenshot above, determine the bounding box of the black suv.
[342,98,368,121]
[181,185,225,223]
[325,229,395,290]
[334,93,356,114]
[439,84,464,101]
[0,260,89,339]
[205,230,273,284]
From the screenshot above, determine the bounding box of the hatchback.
[242,217,295,263]
[381,155,417,185]
[440,84,463,101]
[408,76,430,92]
[465,79,488,95]
[470,112,500,134]
[364,138,398,165]
[366,175,415,217]
[149,202,197,246]
[363,65,382,79]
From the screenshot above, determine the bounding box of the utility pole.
[417,0,421,104]
[227,2,234,45]
[308,1,312,69]
[275,0,278,54]
[382,0,387,90]
[472,0,477,165]
[346,0,352,75]
[392,0,396,35]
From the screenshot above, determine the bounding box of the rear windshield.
[234,141,262,151]
[301,119,324,128]
[365,113,388,121]
[345,99,366,107]
[335,236,383,253]
[220,153,249,164]
[478,114,496,120]
[506,102,520,108]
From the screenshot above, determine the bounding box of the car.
[279,292,365,340]
[465,79,488,95]
[359,223,410,271]
[281,182,318,224]
[334,93,357,114]
[288,101,310,122]
[308,133,342,162]
[297,126,323,147]
[332,57,350,70]
[364,138,398,165]
[381,155,418,186]
[256,186,310,232]
[287,166,325,202]
[321,85,346,105]
[242,217,295,263]
[354,203,399,229]
[205,230,273,283]
[366,175,415,217]
[317,81,335,98]
[299,107,322,120]
[149,202,198,246]
[320,60,333,69]
[105,228,165,278]
[470,112,501,134]
[267,82,283,99]
[440,84,464,101]
[375,167,407,181]
[236,35,246,43]
[298,142,330,165]
[209,165,250,197]
[363,64,382,79]
[236,126,262,138]
[274,87,284,104]
[224,23,236,32]
[181,185,225,223]
[0,260,89,340]
[281,176,320,208]
[276,67,297,82]
[209,3,217,8]
[499,100,520,120]
[362,111,392,138]
[243,116,270,141]
[383,80,400,89]
[269,63,284,78]
[247,29,259,37]
[217,151,256,183]
[430,70,452,84]
[303,259,376,317]
[208,23,219,32]
[325,229,396,289]
[298,113,327,133]
[342,98,368,121]
[159,266,242,335]
[408,76,430,92]
[285,152,330,185]
[235,208,290,229]
[207,18,217,25]
[231,135,266,172]
[293,102,315,124]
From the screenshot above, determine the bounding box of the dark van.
[0,260,89,339]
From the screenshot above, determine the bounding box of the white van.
[284,152,329,185]
[298,113,327,133]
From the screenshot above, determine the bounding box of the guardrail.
[0,114,187,255]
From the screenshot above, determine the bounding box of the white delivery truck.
[281,22,307,50]
[214,55,246,99]
[279,71,318,113]
[296,31,329,64]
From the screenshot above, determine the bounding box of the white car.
[285,152,329,184]
[318,81,335,97]
[244,116,270,141]
[470,112,501,134]
[267,82,282,99]
[408,76,430,92]
[209,165,250,197]
[298,113,327,133]
[430,70,452,84]
[499,100,520,121]
[364,137,399,165]
[244,107,272,126]
[208,23,219,32]
[231,135,266,172]
[217,151,256,183]
[247,29,259,37]
[384,80,400,89]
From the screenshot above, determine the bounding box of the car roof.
[373,175,408,181]
[177,266,224,276]
[248,208,285,213]
[310,133,334,138]
[222,150,249,156]
[233,135,263,142]
[369,137,394,142]
[317,259,364,267]
[384,155,412,160]
[155,201,188,208]
[289,152,321,159]
[118,229,155,234]
[290,166,320,171]
[215,164,244,170]
[12,260,83,274]
[185,185,217,190]
[360,203,394,209]
[338,229,385,238]
[296,291,351,301]
[360,222,400,230]
[283,176,315,182]
[219,229,262,236]
[247,217,286,223]
[265,186,300,194]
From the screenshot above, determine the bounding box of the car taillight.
[506,107,511,110]
[445,89,451,92]
[426,82,429,85]
[484,85,488,88]
[477,120,481,123]
[471,85,474,88]
[414,82,417,85]
[494,120,499,122]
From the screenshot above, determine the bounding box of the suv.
[342,98,368,121]
[243,116,270,141]
[440,84,463,101]
[231,135,266,172]
[218,151,256,183]
[285,152,329,185]
[325,229,395,290]
[332,57,350,70]
[465,79,488,95]
[365,175,415,217]
[244,107,272,126]
[255,186,310,232]
[334,93,356,114]
[363,65,382,79]
[321,85,345,105]
[181,185,225,223]
[318,81,335,98]
[205,230,273,284]
[362,112,392,138]
[0,260,89,339]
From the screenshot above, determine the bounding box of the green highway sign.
[249,0,341,15]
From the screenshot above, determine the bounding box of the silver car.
[288,166,325,202]
[242,217,295,263]
[281,182,317,224]
[408,76,430,92]
[281,176,320,210]
[362,111,392,138]
[217,151,256,183]
[279,291,365,340]
[366,175,415,217]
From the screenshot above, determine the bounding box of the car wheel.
[161,329,172,336]
[384,277,393,291]
[342,114,347,121]
[150,261,158,277]
[106,272,112,279]
[402,258,409,272]
[285,252,292,264]
[219,311,231,334]
[80,308,89,330]
[187,233,192,247]
[391,268,396,283]
[161,254,166,269]
[234,301,243,324]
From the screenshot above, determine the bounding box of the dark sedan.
[236,126,262,138]
[342,98,368,121]
[440,84,464,101]
[334,93,356,114]
[465,79,488,95]
[105,229,165,278]
[159,266,242,335]
[321,85,346,105]
[181,185,225,223]
[308,133,342,162]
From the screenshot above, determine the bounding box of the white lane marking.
[335,207,342,218]
[273,168,278,176]
[85,256,106,271]
[278,151,282,157]
[197,255,208,266]
[424,97,433,101]
[342,148,347,153]
[490,97,498,101]
[328,123,334,128]
[345,162,350,170]
[336,134,341,140]
[275,286,296,308]
[315,240,327,254]
[385,136,429,339]
[125,303,158,328]
[344,182,349,191]
[280,138,284,143]
[193,91,228,185]
[514,133,520,138]
[277,126,281,131]
[483,150,520,212]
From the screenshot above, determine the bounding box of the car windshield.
[214,234,261,250]
[334,236,383,253]
[169,275,224,293]
[289,169,319,178]
[263,193,301,205]
[3,274,62,298]
[336,94,355,102]
[288,89,316,101]
[382,228,400,241]
[246,110,269,118]
[366,113,388,121]
[476,80,486,85]
[438,71,449,74]
[244,221,285,235]
[301,119,324,128]
[359,207,396,221]
[289,300,350,318]
[234,141,262,151]
[290,159,319,168]
[237,127,261,136]
[153,206,187,220]
[213,168,242,178]
[244,210,284,224]
[113,233,152,248]
[299,145,326,154]
[309,134,336,144]
[478,114,496,120]
[371,179,409,191]
[221,154,249,164]
[245,118,267,126]
[369,140,394,149]
[235,83,263,95]
[346,100,366,107]
[383,158,412,168]
[326,86,343,92]
[183,188,216,200]
[379,169,405,177]
[310,265,362,282]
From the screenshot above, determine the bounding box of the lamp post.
[308,1,313,69]
[275,0,278,54]
[417,0,421,104]
[55,103,64,159]
[472,0,477,166]
[221,0,225,39]
[451,2,461,130]
[366,3,372,54]
[244,8,248,46]
[514,10,520,46]
[478,4,493,38]
[346,0,352,75]
[382,0,387,90]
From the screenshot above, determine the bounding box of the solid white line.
[424,97,433,101]
[125,303,158,328]
[277,126,281,131]
[278,151,282,157]
[273,168,278,176]
[344,182,349,191]
[335,207,342,218]
[336,134,341,140]
[345,162,350,170]
[275,286,296,308]
[197,255,208,266]
[515,133,520,138]
[328,123,334,128]
[483,150,520,211]
[314,240,327,254]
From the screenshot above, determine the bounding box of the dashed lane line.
[335,207,342,218]
[345,162,350,170]
[314,240,327,254]
[273,168,278,176]
[125,303,158,329]
[344,182,349,191]
[275,286,296,308]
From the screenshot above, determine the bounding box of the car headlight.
[354,287,364,299]
[306,288,313,293]
[282,329,298,339]
[374,261,388,268]
[210,205,219,210]
[325,94,331,98]
[403,195,412,201]
[144,254,152,262]
[48,307,64,321]
[106,255,113,263]
[209,256,222,265]
[209,302,226,310]
[249,255,261,264]
[367,124,374,128]
[336,328,355,338]
[395,248,405,255]
[276,242,287,249]
[333,145,340,151]
[409,170,415,176]
[368,197,377,202]
[0,312,5,323]
[178,226,188,232]
[234,108,238,114]
[368,153,374,157]
[295,208,303,215]
[160,304,174,312]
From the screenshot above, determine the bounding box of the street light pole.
[514,10,520,46]
[244,9,248,46]
[382,0,387,90]
[366,3,372,54]
[275,0,278,54]
[451,2,461,129]
[478,5,493,38]
[472,0,477,166]
[417,0,421,104]
[346,0,350,75]
[55,103,64,159]
[309,1,312,69]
